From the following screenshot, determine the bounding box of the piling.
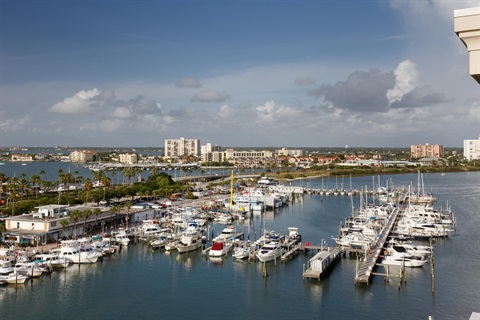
[263,261,268,277]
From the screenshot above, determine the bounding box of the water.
[1,172,479,320]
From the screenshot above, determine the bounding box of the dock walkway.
[354,207,401,285]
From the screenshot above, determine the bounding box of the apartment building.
[411,144,444,158]
[69,150,94,163]
[464,137,480,160]
[164,137,200,157]
[119,153,138,164]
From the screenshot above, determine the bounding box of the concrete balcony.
[454,7,480,84]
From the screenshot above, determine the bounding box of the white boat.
[232,241,258,260]
[165,240,180,251]
[256,241,284,262]
[35,253,71,269]
[57,240,100,264]
[0,273,28,284]
[284,227,302,245]
[77,238,104,260]
[0,260,14,275]
[176,230,203,253]
[13,262,45,278]
[209,241,233,257]
[213,224,237,242]
[382,254,429,268]
[115,228,131,246]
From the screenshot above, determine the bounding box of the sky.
[1,0,479,148]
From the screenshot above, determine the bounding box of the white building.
[454,7,480,84]
[464,137,480,160]
[69,150,94,163]
[165,137,200,157]
[276,147,303,157]
[119,153,138,164]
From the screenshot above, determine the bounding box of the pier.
[354,207,401,285]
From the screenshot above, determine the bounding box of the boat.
[13,262,45,278]
[382,253,429,268]
[213,224,237,242]
[0,260,14,275]
[35,253,71,269]
[284,227,302,245]
[0,273,28,284]
[57,240,100,264]
[176,230,203,253]
[77,238,104,260]
[114,228,131,246]
[232,241,258,260]
[209,241,233,257]
[256,241,284,262]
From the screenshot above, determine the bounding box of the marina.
[0,171,478,319]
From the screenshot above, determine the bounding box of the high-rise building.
[69,150,94,163]
[164,137,200,157]
[464,137,480,160]
[410,144,444,158]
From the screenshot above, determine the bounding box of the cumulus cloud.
[191,90,230,103]
[111,107,132,119]
[390,86,450,108]
[255,100,301,125]
[48,88,114,115]
[176,77,202,88]
[386,60,419,104]
[218,104,234,120]
[294,76,316,87]
[308,69,395,112]
[130,96,162,115]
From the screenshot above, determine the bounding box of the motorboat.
[0,273,28,284]
[213,224,237,242]
[209,241,233,257]
[232,241,258,260]
[284,227,302,245]
[13,262,45,278]
[114,228,131,246]
[176,230,203,253]
[77,238,104,260]
[35,253,70,269]
[0,260,14,275]
[382,253,429,268]
[256,241,284,262]
[57,240,100,264]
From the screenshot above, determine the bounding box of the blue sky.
[1,0,479,148]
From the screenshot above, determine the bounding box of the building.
[464,137,480,160]
[454,7,480,84]
[201,143,223,162]
[164,137,200,157]
[69,150,94,163]
[119,153,138,164]
[224,149,274,167]
[10,154,34,162]
[276,148,303,157]
[411,144,444,158]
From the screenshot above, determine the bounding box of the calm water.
[0,172,479,320]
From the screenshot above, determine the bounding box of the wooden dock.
[354,207,401,285]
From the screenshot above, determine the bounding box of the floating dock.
[302,247,341,280]
[354,207,401,285]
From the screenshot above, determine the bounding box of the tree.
[93,207,102,229]
[82,209,92,235]
[30,174,41,198]
[60,219,69,239]
[70,209,82,239]
[84,178,93,204]
[39,169,45,192]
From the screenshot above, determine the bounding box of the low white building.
[464,137,480,160]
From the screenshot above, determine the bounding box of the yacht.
[232,241,258,260]
[0,273,28,284]
[176,229,203,253]
[209,241,233,257]
[256,241,284,262]
[56,240,100,264]
[213,224,237,242]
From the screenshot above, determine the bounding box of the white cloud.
[111,107,132,119]
[386,60,419,104]
[48,88,114,115]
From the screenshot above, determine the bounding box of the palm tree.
[84,178,93,204]
[109,205,119,228]
[60,219,69,239]
[30,174,41,198]
[70,209,82,239]
[93,207,102,229]
[82,209,92,235]
[39,169,45,192]
[150,165,159,177]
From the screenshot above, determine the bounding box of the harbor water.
[0,171,479,320]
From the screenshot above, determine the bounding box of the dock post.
[385,265,389,282]
[430,248,435,294]
[263,261,268,277]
